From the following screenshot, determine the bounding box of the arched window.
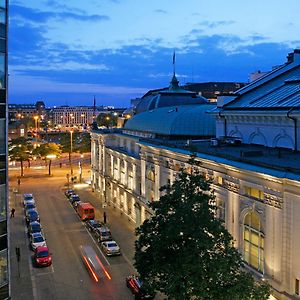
[243,212,264,273]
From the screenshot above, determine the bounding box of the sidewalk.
[9,186,34,299]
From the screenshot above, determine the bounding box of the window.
[216,199,225,221]
[245,186,264,200]
[243,212,264,273]
[146,170,155,202]
[217,176,223,186]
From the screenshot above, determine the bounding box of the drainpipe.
[218,111,227,137]
[287,107,297,152]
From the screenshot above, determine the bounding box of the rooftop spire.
[92,95,98,130]
[169,51,179,90]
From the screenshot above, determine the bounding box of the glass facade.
[243,212,264,273]
[0,0,8,299]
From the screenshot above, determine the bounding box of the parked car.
[25,209,40,225]
[73,200,83,209]
[27,221,42,237]
[70,194,80,205]
[65,189,75,198]
[86,220,103,233]
[95,226,112,242]
[24,202,36,212]
[23,193,35,206]
[30,232,46,250]
[101,240,120,256]
[126,275,154,300]
[33,246,52,267]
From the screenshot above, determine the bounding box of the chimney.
[287,49,300,64]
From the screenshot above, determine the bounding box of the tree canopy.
[9,137,34,176]
[96,113,117,128]
[134,157,270,300]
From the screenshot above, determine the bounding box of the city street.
[9,165,138,300]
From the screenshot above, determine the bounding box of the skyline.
[9,0,300,107]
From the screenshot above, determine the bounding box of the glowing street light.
[34,116,39,143]
[70,130,73,175]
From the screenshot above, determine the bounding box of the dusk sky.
[9,0,300,108]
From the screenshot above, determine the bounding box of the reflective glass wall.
[0,0,8,299]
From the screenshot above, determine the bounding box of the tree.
[96,113,117,128]
[9,137,33,177]
[134,157,270,300]
[34,143,62,175]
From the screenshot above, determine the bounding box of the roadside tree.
[134,157,270,300]
[35,143,62,175]
[9,137,33,177]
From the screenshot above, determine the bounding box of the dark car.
[27,221,42,237]
[126,275,154,299]
[26,209,40,225]
[95,226,112,242]
[70,194,80,205]
[86,220,103,233]
[65,189,75,198]
[34,246,52,267]
[24,202,36,212]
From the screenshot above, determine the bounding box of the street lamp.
[70,130,73,175]
[34,116,39,143]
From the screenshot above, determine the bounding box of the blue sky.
[9,0,300,107]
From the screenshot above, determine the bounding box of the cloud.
[154,9,167,14]
[10,4,110,24]
[197,20,235,29]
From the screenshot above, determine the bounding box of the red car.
[126,275,154,299]
[34,246,52,267]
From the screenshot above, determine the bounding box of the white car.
[101,240,121,256]
[23,193,35,206]
[30,232,46,250]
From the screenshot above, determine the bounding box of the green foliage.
[34,143,62,159]
[134,157,270,300]
[9,137,34,176]
[96,113,117,128]
[59,132,91,154]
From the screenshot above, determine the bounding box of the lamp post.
[34,116,39,144]
[70,130,73,175]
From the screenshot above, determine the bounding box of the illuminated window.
[243,212,264,273]
[217,176,223,186]
[245,186,264,200]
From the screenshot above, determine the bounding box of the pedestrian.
[59,162,62,168]
[17,178,20,186]
[10,208,15,218]
[103,211,107,224]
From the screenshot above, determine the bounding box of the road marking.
[24,227,38,300]
[63,229,86,232]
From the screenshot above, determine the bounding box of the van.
[76,202,95,221]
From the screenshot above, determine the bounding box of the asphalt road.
[9,166,137,300]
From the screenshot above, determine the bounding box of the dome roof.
[124,104,216,137]
[135,74,208,114]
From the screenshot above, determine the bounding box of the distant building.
[51,106,95,130]
[8,121,27,141]
[8,101,46,122]
[182,81,247,102]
